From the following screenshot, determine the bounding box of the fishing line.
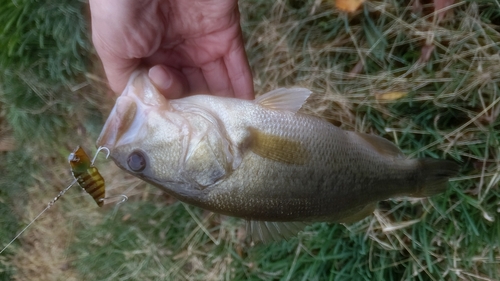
[0,179,78,255]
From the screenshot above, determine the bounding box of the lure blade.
[68,146,106,207]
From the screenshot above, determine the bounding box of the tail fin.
[413,159,460,197]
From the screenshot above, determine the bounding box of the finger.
[182,67,209,95]
[100,52,140,95]
[90,21,140,94]
[224,40,254,100]
[90,0,162,95]
[148,65,188,99]
[201,59,234,97]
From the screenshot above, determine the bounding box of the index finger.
[224,43,254,100]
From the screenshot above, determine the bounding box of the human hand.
[89,0,254,99]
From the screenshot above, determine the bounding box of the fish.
[97,70,459,243]
[68,146,106,207]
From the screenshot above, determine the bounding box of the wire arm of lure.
[99,194,128,205]
[104,194,129,220]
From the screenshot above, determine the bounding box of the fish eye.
[127,150,147,172]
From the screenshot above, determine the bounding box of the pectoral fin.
[246,220,311,243]
[255,88,312,113]
[248,128,309,165]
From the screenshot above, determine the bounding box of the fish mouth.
[96,70,171,150]
[96,96,137,150]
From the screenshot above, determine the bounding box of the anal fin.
[246,221,311,243]
[353,132,404,158]
[337,202,377,224]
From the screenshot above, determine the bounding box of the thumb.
[148,65,188,99]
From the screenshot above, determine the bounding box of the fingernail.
[148,65,172,90]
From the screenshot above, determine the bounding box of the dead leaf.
[0,136,15,151]
[335,0,366,12]
[434,0,455,23]
[418,44,435,64]
[375,92,408,101]
[347,60,364,78]
[412,0,423,15]
[122,213,131,221]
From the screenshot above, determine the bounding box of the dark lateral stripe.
[90,184,105,196]
[78,175,93,186]
[80,173,92,180]
[86,182,104,194]
[82,178,104,187]
[92,189,105,199]
[83,181,98,192]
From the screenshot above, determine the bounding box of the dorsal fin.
[246,220,312,243]
[254,88,312,113]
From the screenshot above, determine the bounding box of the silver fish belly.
[97,71,459,243]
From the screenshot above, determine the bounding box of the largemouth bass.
[97,70,459,243]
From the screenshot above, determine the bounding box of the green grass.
[1,0,500,280]
[0,0,104,147]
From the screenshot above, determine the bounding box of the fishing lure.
[68,146,107,207]
[0,146,114,254]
